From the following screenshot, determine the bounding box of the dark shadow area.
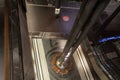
[0,6,4,80]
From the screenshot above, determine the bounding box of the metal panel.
[26,2,80,38]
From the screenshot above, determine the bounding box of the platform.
[30,36,94,80]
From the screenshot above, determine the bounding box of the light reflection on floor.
[30,37,93,80]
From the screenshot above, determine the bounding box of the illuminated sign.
[62,16,70,22]
[98,36,120,43]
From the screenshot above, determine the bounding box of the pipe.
[98,5,120,35]
[71,0,111,56]
[56,0,98,69]
[62,0,98,56]
[57,0,110,69]
[68,0,88,35]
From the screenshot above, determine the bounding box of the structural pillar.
[56,0,110,70]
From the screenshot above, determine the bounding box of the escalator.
[92,40,120,80]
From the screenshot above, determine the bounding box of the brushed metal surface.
[27,6,60,32]
[26,3,80,38]
[30,37,95,80]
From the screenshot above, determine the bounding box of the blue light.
[98,35,120,43]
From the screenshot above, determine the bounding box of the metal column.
[98,5,120,35]
[56,0,110,69]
